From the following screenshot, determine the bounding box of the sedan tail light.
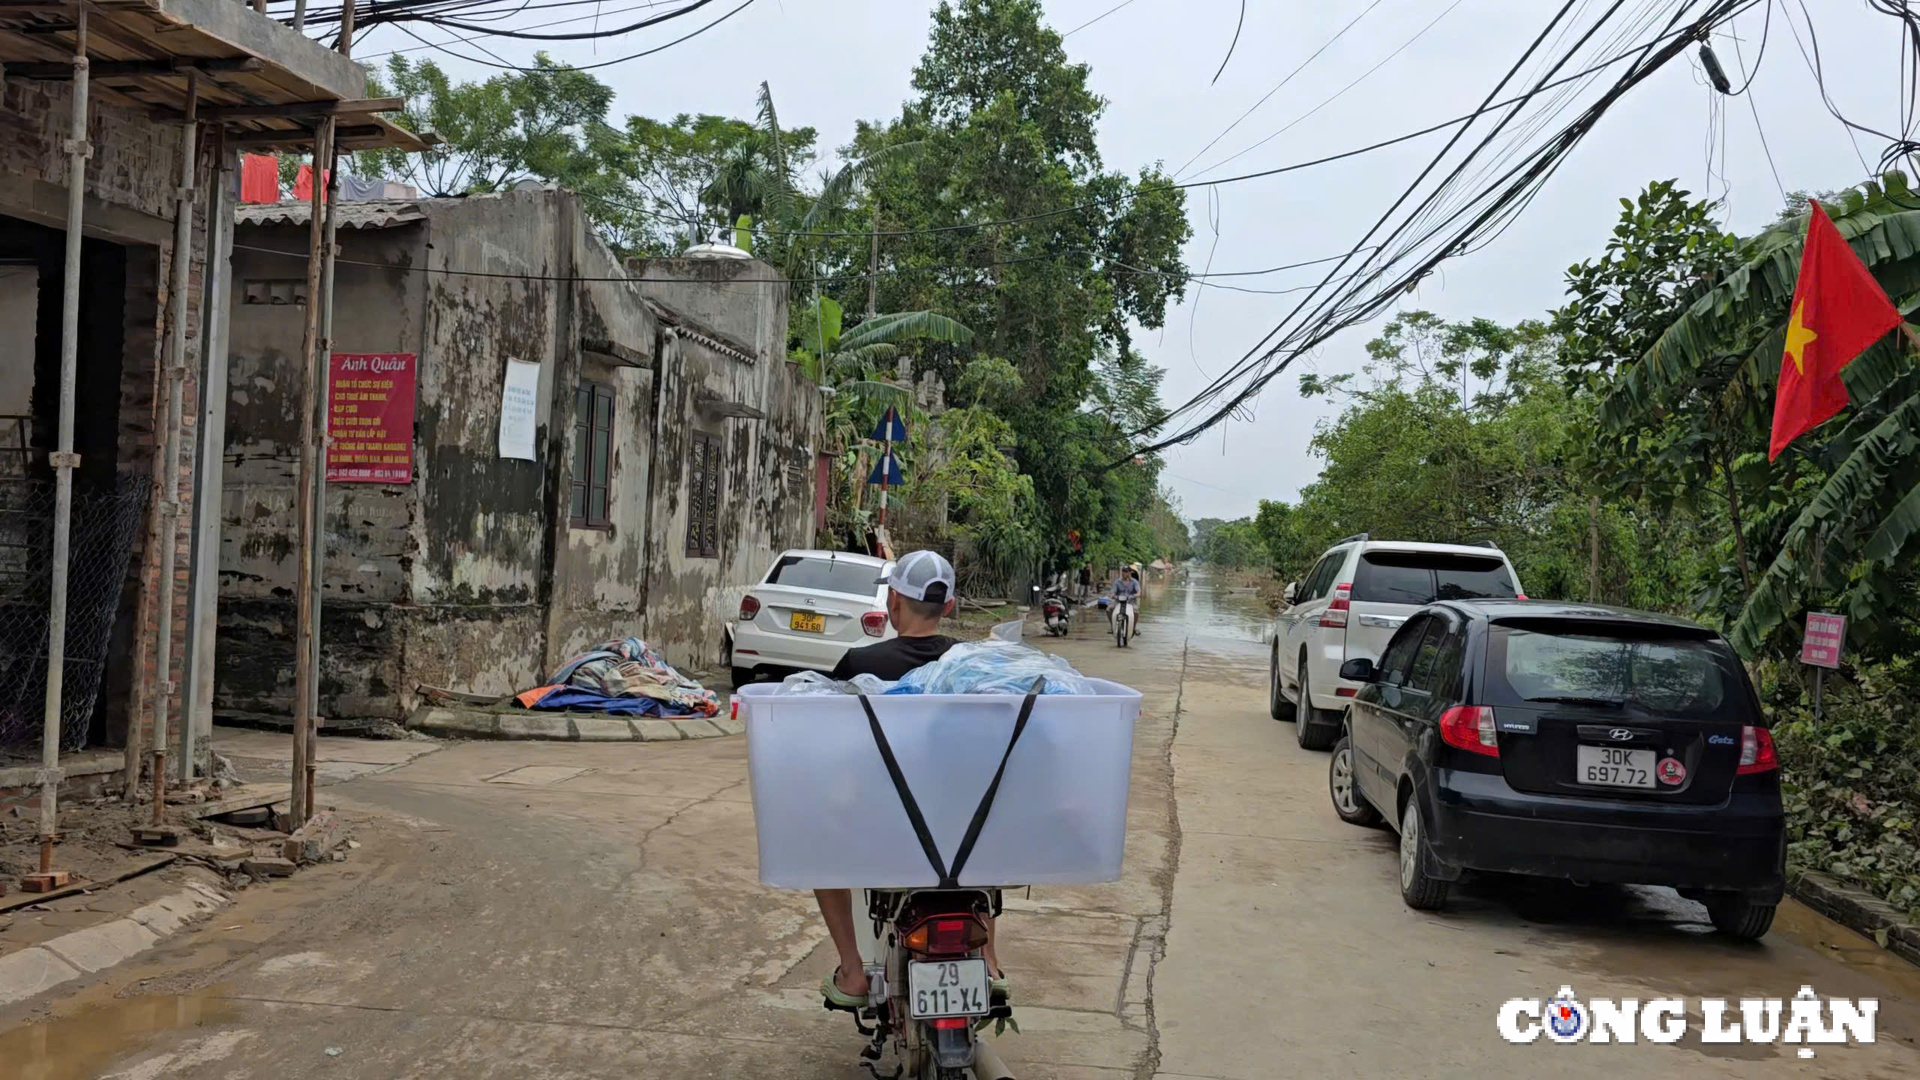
[1318,583,1352,628]
[860,611,888,637]
[1439,705,1500,757]
[1737,725,1779,774]
[738,595,761,621]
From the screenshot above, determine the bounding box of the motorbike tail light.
[861,611,888,637]
[1439,705,1499,757]
[931,1018,970,1030]
[738,595,761,621]
[903,915,988,956]
[1318,583,1351,628]
[1737,725,1779,774]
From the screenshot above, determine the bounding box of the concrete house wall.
[634,256,820,668]
[216,190,814,727]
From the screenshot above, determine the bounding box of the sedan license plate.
[908,958,989,1019]
[1576,745,1656,789]
[788,611,825,633]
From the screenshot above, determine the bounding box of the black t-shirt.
[830,634,959,682]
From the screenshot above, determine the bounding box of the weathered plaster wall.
[402,192,559,704]
[634,257,818,668]
[543,210,656,667]
[216,221,423,725]
[0,79,211,752]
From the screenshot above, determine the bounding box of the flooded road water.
[1137,565,1273,646]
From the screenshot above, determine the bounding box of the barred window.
[685,432,721,558]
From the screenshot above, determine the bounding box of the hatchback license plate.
[908,958,989,1018]
[789,612,825,633]
[1576,745,1656,789]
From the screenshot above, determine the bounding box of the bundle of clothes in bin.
[775,640,1100,696]
[515,637,720,717]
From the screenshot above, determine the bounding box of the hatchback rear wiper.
[1524,695,1626,708]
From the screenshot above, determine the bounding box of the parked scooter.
[1041,587,1072,636]
[833,889,1015,1079]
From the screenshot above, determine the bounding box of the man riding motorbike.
[814,550,1010,1010]
[1110,567,1141,642]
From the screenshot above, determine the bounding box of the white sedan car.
[727,549,896,686]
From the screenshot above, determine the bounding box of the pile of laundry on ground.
[776,640,1099,697]
[515,638,720,717]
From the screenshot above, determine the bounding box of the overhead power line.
[1130,0,1763,457]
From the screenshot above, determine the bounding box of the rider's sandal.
[821,968,868,1010]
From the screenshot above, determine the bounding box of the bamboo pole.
[290,118,333,828]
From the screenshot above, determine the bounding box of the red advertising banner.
[1800,612,1847,669]
[327,352,417,484]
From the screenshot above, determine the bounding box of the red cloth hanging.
[292,164,331,202]
[239,154,280,204]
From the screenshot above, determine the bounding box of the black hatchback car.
[1328,600,1785,938]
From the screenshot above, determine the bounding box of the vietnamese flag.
[1769,201,1905,459]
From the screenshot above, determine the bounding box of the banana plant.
[1599,173,1920,656]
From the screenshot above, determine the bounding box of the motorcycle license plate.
[908,958,990,1018]
[789,611,825,633]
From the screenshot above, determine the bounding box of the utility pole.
[867,201,879,318]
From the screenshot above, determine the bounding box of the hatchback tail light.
[860,611,888,637]
[1439,705,1499,756]
[1737,725,1779,774]
[738,595,761,621]
[903,915,988,956]
[1318,583,1352,628]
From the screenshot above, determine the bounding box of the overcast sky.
[354,1,1905,523]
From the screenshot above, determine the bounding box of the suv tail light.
[903,915,989,956]
[860,611,888,637]
[1318,583,1351,628]
[1439,705,1499,757]
[1737,725,1779,774]
[738,595,761,621]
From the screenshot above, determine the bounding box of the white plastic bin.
[741,680,1141,889]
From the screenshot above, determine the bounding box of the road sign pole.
[1813,665,1825,725]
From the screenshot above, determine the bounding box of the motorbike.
[1041,587,1072,636]
[832,888,1015,1080]
[1111,596,1135,648]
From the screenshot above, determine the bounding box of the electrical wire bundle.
[273,0,756,69]
[1130,0,1767,458]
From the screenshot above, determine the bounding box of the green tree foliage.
[822,0,1191,571]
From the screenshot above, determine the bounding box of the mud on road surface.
[2,570,1918,1078]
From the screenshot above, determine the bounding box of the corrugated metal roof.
[235,200,428,230]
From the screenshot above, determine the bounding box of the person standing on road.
[814,551,1010,1010]
[1078,562,1093,601]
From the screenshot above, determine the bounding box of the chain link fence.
[0,473,151,757]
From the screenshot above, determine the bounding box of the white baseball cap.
[879,550,956,603]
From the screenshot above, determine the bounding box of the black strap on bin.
[858,678,1045,888]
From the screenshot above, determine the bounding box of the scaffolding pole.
[290,117,333,828]
[140,71,200,831]
[27,1,90,892]
[181,126,233,780]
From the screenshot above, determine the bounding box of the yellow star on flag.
[1784,298,1818,374]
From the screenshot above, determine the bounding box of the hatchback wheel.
[1295,663,1338,751]
[730,666,755,690]
[1398,800,1448,911]
[1269,648,1295,722]
[1329,736,1381,826]
[1705,893,1776,940]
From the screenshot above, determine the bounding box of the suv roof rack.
[1334,532,1370,545]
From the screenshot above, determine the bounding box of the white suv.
[728,549,896,686]
[1269,536,1523,750]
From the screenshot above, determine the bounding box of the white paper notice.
[498,357,540,460]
